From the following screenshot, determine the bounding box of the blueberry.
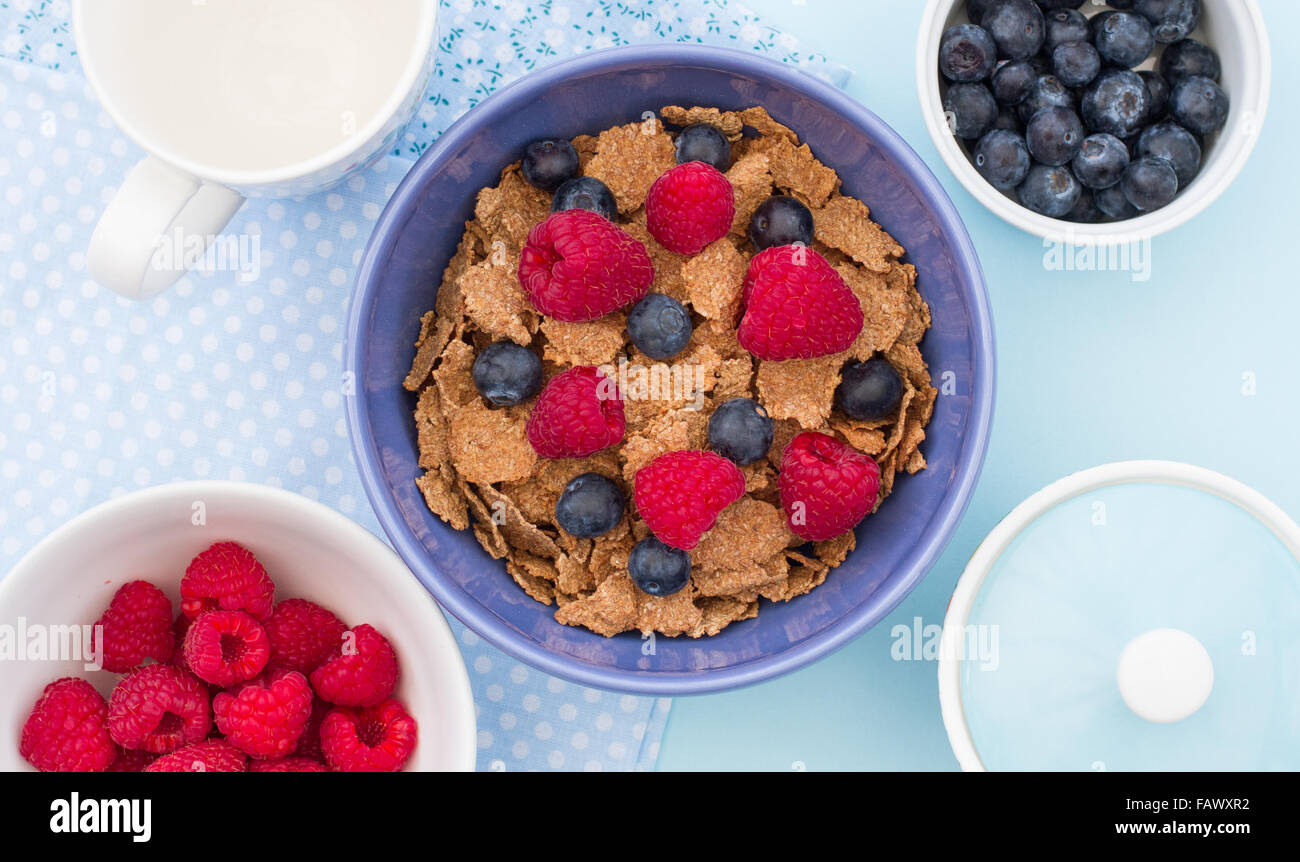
[1051,41,1100,88]
[1135,0,1201,44]
[1170,74,1229,135]
[551,176,617,220]
[1108,0,1137,8]
[1035,0,1086,11]
[1066,188,1105,223]
[1140,70,1171,122]
[983,0,1045,60]
[940,24,999,82]
[1159,39,1221,83]
[992,59,1037,105]
[1137,122,1202,186]
[836,357,905,421]
[1122,156,1179,211]
[521,139,579,191]
[748,195,814,251]
[555,473,625,539]
[472,341,543,407]
[1017,74,1075,125]
[944,83,999,139]
[974,129,1032,189]
[1045,9,1090,52]
[627,536,691,597]
[626,293,692,360]
[1082,69,1150,138]
[1089,10,1116,41]
[707,398,775,466]
[1026,106,1084,166]
[1094,11,1155,68]
[1071,133,1130,189]
[1018,163,1081,217]
[1095,182,1140,219]
[675,123,731,171]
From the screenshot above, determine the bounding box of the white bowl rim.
[0,480,478,772]
[915,0,1272,245]
[937,459,1300,771]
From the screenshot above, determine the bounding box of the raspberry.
[144,739,247,772]
[633,450,746,550]
[310,624,399,707]
[20,677,116,772]
[106,747,157,772]
[778,432,881,541]
[214,669,313,760]
[293,697,331,762]
[517,209,654,322]
[264,598,348,676]
[107,664,211,754]
[525,365,625,459]
[320,699,418,772]
[737,246,864,360]
[180,541,275,621]
[644,161,735,254]
[249,756,327,772]
[182,610,270,686]
[95,579,175,673]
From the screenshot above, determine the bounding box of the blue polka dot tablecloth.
[0,0,846,771]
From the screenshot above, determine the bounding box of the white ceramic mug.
[73,0,438,300]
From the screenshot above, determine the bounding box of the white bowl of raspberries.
[917,0,1270,241]
[0,481,476,772]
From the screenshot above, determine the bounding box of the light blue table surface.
[0,0,842,773]
[1,0,1292,773]
[657,0,1299,771]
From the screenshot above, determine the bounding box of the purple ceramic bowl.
[346,45,994,695]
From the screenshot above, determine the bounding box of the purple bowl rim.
[345,44,996,696]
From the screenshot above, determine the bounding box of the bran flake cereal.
[404,106,936,637]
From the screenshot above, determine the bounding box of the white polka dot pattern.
[0,0,842,771]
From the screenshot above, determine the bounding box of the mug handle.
[87,156,245,300]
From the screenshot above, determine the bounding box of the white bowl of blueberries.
[917,0,1270,241]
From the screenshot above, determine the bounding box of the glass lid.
[942,463,1300,771]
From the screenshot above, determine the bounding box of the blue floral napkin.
[0,0,846,770]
